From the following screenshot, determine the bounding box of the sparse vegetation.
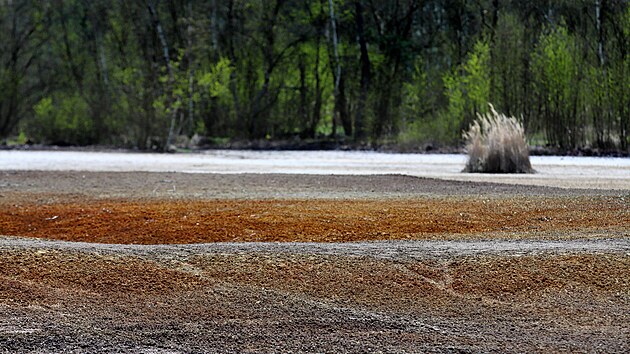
[463,104,533,174]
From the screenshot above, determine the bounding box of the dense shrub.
[463,104,533,173]
[29,94,94,145]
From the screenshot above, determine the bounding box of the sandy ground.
[1,168,629,352]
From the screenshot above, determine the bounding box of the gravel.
[1,170,628,353]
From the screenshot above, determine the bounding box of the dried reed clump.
[463,104,533,173]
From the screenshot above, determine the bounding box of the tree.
[532,26,581,148]
[0,0,47,137]
[443,40,491,143]
[354,0,371,139]
[1,0,628,153]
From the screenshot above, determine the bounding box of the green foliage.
[532,26,581,148]
[153,55,233,139]
[463,41,491,112]
[441,40,491,143]
[16,131,28,145]
[400,57,460,146]
[30,94,93,145]
[197,58,233,102]
[533,27,577,106]
[2,0,629,151]
[402,60,437,122]
[3,130,28,146]
[490,13,528,120]
[195,120,206,135]
[442,72,466,137]
[398,115,452,147]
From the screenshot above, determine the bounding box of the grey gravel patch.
[2,171,623,200]
[1,236,628,261]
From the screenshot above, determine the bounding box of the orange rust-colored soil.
[1,197,627,244]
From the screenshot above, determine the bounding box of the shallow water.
[0,150,628,189]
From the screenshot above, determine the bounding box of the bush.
[463,104,533,173]
[30,94,93,145]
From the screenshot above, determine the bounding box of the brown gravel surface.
[1,171,629,353]
[0,197,627,244]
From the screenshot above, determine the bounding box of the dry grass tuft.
[463,104,533,173]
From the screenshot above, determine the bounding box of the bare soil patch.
[1,247,628,352]
[1,171,629,352]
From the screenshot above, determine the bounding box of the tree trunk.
[148,0,180,151]
[298,54,308,136]
[596,0,606,68]
[354,1,371,140]
[311,33,323,139]
[226,0,243,137]
[249,0,284,138]
[338,71,351,137]
[186,0,194,137]
[59,5,83,91]
[328,0,343,137]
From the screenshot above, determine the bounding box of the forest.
[1,0,628,153]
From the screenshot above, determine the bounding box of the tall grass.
[463,104,533,173]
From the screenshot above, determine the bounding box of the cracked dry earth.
[1,171,629,353]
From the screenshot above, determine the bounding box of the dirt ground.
[1,171,629,353]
